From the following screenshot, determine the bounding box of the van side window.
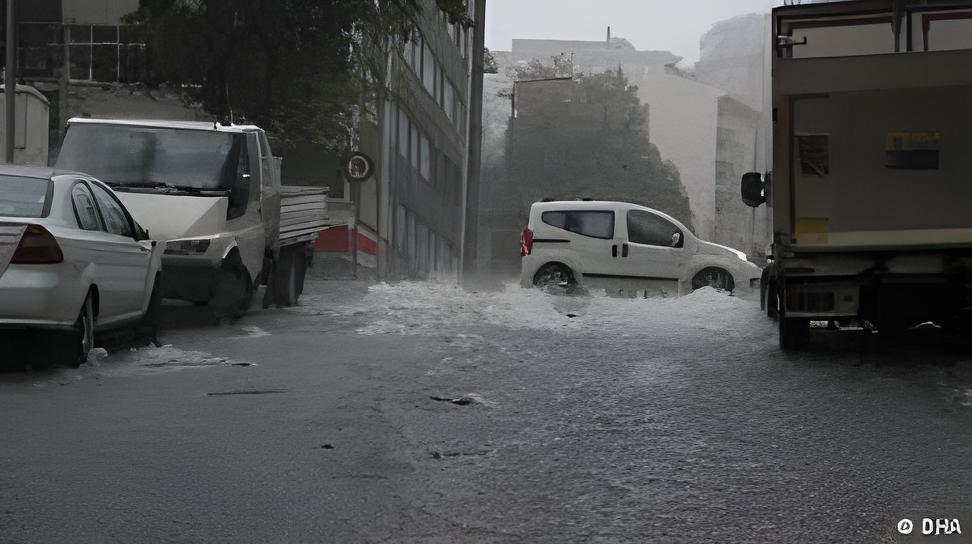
[627,210,683,248]
[541,210,614,239]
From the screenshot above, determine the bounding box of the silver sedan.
[0,166,163,366]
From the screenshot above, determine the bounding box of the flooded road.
[1,278,971,543]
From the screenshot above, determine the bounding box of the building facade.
[347,0,485,281]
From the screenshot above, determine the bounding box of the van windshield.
[56,124,244,192]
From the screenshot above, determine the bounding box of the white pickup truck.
[742,0,972,348]
[55,118,328,317]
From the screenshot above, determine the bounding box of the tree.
[483,47,498,74]
[506,65,693,230]
[508,53,573,81]
[127,0,469,150]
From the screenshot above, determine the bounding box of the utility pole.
[5,0,15,164]
[460,0,487,284]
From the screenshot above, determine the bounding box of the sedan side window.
[89,183,134,238]
[71,184,104,231]
[541,211,614,239]
[627,210,683,248]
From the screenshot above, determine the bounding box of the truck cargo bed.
[280,185,328,245]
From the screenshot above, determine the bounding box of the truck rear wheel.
[779,315,810,351]
[273,244,305,307]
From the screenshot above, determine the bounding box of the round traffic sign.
[345,152,375,182]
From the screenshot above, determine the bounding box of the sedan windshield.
[0,175,50,217]
[56,124,244,191]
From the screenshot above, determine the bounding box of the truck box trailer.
[743,0,972,348]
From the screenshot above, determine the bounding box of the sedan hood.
[697,240,749,262]
[116,193,228,241]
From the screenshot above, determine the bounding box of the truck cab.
[56,119,281,317]
[743,0,972,348]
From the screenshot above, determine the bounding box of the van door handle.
[612,245,618,258]
[622,243,629,258]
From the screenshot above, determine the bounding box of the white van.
[520,201,761,295]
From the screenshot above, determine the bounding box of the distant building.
[507,36,723,240]
[696,14,773,258]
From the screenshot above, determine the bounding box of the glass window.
[398,109,409,159]
[627,210,683,247]
[444,81,455,122]
[410,126,419,168]
[71,183,103,231]
[89,183,133,237]
[0,175,50,218]
[423,44,436,96]
[420,135,431,180]
[410,31,421,71]
[395,204,407,252]
[541,210,615,239]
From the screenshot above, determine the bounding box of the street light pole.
[4,0,14,164]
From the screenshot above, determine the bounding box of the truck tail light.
[520,228,533,257]
[12,225,64,264]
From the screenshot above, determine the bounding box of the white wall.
[634,69,724,238]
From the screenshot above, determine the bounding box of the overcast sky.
[485,0,777,65]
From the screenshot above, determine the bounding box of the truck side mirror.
[741,172,766,208]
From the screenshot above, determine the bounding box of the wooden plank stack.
[280,185,329,243]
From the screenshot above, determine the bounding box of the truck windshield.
[56,124,244,191]
[0,175,50,218]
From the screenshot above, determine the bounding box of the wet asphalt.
[1,277,972,543]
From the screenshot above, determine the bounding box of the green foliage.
[506,66,693,230]
[509,54,573,81]
[128,0,469,150]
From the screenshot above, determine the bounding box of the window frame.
[87,179,137,239]
[625,209,684,248]
[541,210,616,240]
[70,180,106,232]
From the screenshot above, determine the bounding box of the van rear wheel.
[533,264,576,291]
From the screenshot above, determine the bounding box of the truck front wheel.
[212,257,252,320]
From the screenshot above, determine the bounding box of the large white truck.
[743,0,972,349]
[55,118,328,317]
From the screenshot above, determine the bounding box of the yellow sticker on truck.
[795,217,830,245]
